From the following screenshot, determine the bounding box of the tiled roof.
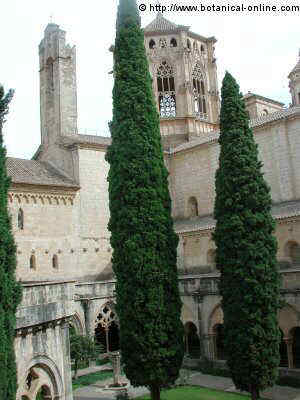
[174,200,300,234]
[7,158,78,188]
[60,134,111,147]
[144,13,180,33]
[244,92,284,106]
[171,106,300,154]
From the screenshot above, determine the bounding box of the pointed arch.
[156,61,176,118]
[192,62,207,119]
[149,39,156,49]
[170,38,177,47]
[187,197,198,217]
[30,254,36,271]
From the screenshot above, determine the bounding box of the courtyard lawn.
[72,370,113,390]
[136,386,258,400]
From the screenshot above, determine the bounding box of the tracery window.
[18,208,24,230]
[157,61,176,118]
[192,62,207,119]
[159,38,167,48]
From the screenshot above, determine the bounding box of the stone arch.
[170,37,177,47]
[94,301,119,353]
[208,304,223,334]
[17,356,63,400]
[187,196,198,218]
[149,39,156,49]
[70,313,85,335]
[181,302,197,327]
[278,304,299,338]
[284,241,300,266]
[184,321,200,357]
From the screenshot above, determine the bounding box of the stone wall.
[15,281,75,400]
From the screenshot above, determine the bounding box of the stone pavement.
[73,368,300,400]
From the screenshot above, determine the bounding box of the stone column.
[82,299,93,337]
[61,319,73,400]
[109,351,122,386]
[284,337,294,369]
[202,334,216,360]
[193,294,205,358]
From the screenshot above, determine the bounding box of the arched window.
[170,38,177,47]
[159,38,167,48]
[46,57,54,90]
[52,254,58,270]
[192,62,207,119]
[285,241,300,265]
[193,41,198,52]
[187,39,191,49]
[157,61,176,118]
[200,44,205,53]
[262,109,269,115]
[188,197,198,218]
[18,208,24,230]
[30,255,36,270]
[149,39,156,49]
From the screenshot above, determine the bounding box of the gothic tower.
[39,23,78,146]
[144,13,220,148]
[289,49,300,107]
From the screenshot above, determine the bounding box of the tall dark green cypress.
[213,72,281,400]
[0,85,22,399]
[106,1,184,399]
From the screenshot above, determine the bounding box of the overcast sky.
[1,0,299,159]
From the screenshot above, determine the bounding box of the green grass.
[72,370,114,390]
[136,386,254,400]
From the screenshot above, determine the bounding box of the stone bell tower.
[144,13,220,148]
[289,49,300,107]
[39,23,78,146]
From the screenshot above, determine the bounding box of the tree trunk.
[74,361,78,380]
[150,385,160,400]
[251,385,259,400]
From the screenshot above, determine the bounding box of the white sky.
[1,0,299,159]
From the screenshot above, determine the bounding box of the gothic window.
[187,39,191,49]
[18,208,24,230]
[46,57,54,90]
[200,44,205,53]
[157,61,176,118]
[159,38,167,48]
[149,39,156,49]
[170,38,177,47]
[192,62,207,119]
[188,197,198,218]
[30,255,36,270]
[52,254,58,270]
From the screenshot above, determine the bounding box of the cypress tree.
[106,1,184,399]
[0,85,22,399]
[213,72,281,400]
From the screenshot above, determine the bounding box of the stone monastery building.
[10,12,300,400]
